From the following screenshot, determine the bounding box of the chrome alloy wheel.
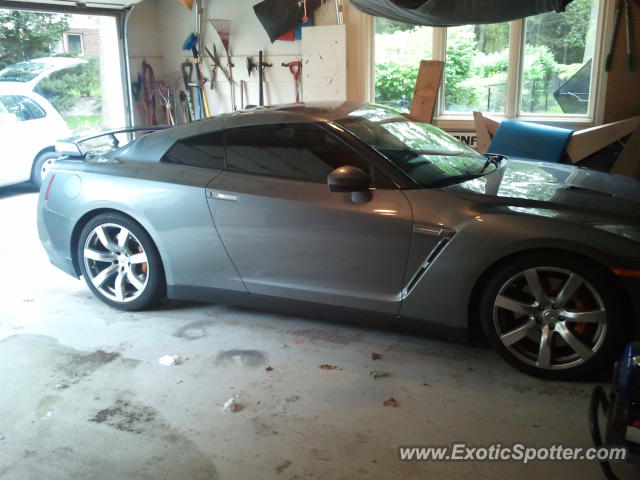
[82,223,149,303]
[493,267,607,370]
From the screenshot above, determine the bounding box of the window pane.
[17,96,46,119]
[520,0,599,115]
[444,23,510,114]
[225,123,367,182]
[374,18,432,112]
[163,131,225,169]
[0,95,22,120]
[67,34,83,55]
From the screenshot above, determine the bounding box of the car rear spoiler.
[55,125,170,159]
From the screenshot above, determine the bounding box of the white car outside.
[0,57,87,189]
[0,57,86,90]
[0,84,70,188]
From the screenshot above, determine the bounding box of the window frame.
[371,0,613,130]
[66,33,85,56]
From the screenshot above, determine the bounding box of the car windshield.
[335,103,497,188]
[0,62,48,82]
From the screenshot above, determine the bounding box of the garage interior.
[1,0,640,479]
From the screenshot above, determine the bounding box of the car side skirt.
[167,284,468,342]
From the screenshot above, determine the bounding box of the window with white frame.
[374,0,603,122]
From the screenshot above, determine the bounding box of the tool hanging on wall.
[141,60,159,125]
[157,87,175,126]
[282,61,302,103]
[247,51,272,107]
[179,91,191,123]
[205,45,236,112]
[209,19,236,111]
[239,80,247,109]
[605,0,633,72]
[334,0,344,24]
[180,61,197,121]
[183,33,211,118]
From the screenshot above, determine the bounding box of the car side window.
[17,96,46,120]
[0,95,23,121]
[224,122,371,183]
[162,130,225,170]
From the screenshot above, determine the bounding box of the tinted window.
[162,131,225,169]
[224,123,369,182]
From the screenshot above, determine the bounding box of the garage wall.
[602,0,640,123]
[127,0,355,122]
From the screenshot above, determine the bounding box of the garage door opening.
[0,8,126,135]
[0,8,127,188]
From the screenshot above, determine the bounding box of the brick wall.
[65,28,100,57]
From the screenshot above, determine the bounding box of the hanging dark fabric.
[254,0,323,43]
[348,0,574,26]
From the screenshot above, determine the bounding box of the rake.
[209,19,237,111]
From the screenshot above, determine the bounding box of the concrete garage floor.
[1,184,638,480]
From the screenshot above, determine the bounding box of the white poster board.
[301,25,347,102]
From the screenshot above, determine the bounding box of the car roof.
[0,57,87,86]
[116,102,367,163]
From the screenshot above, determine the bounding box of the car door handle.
[207,190,238,202]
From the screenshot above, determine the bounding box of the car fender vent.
[402,237,451,298]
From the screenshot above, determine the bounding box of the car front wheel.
[77,213,164,311]
[480,253,627,380]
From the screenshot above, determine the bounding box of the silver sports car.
[37,103,640,379]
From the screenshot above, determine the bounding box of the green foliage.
[443,28,478,111]
[525,0,594,64]
[0,10,70,69]
[375,0,596,115]
[66,114,102,131]
[475,23,510,54]
[374,24,432,108]
[374,62,418,104]
[520,45,558,112]
[35,57,102,113]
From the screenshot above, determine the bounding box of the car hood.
[448,159,640,220]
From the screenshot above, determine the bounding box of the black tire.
[31,150,60,189]
[479,252,627,380]
[77,213,164,311]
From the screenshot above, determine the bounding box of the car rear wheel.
[77,213,164,311]
[31,151,59,189]
[480,253,626,380]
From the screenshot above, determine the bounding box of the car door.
[206,122,413,314]
[0,95,29,185]
[0,95,54,184]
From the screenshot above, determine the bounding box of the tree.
[444,28,478,110]
[0,10,70,69]
[525,0,594,64]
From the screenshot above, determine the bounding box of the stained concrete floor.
[1,183,637,480]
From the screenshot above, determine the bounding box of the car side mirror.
[327,165,373,204]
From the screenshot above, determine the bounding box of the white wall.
[126,0,372,123]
